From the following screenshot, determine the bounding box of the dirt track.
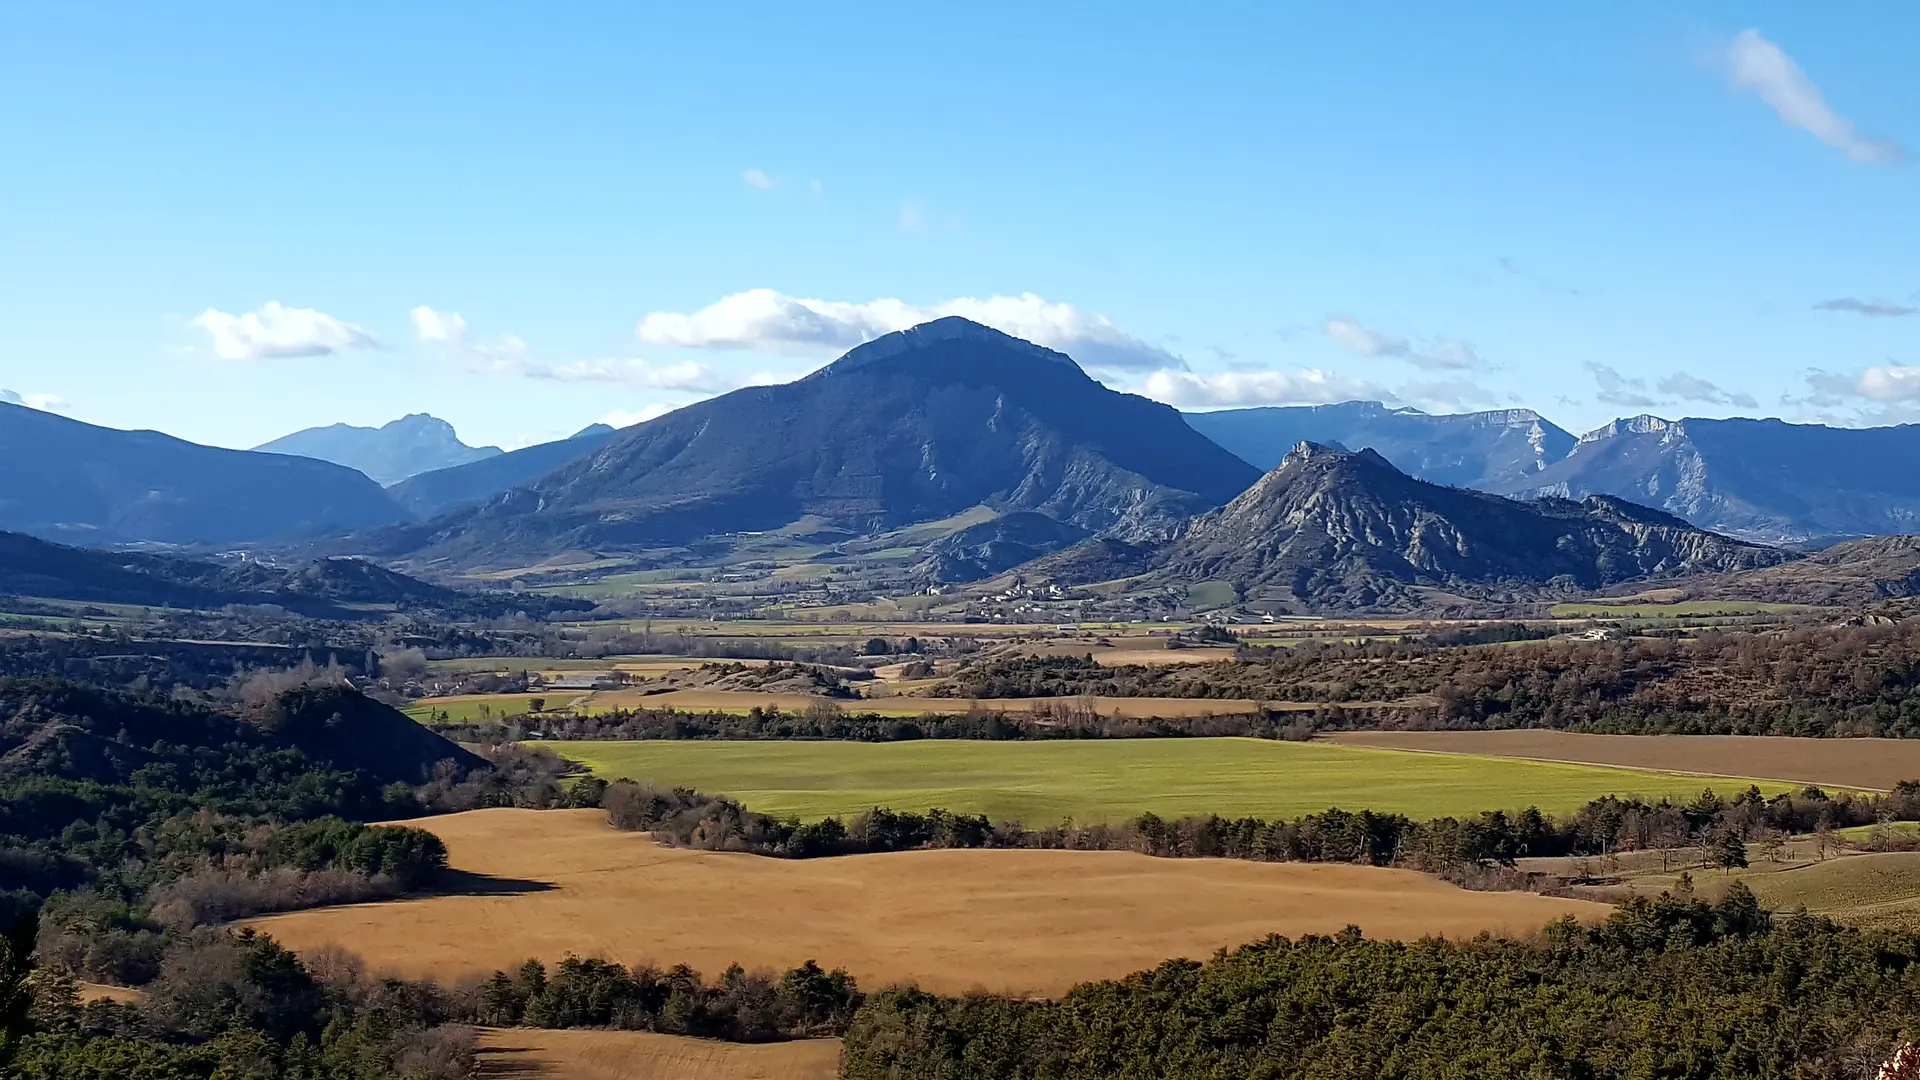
[253,808,1607,997]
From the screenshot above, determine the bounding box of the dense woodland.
[841,890,1917,1080]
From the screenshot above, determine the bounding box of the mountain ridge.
[1503,415,1920,545]
[1184,400,1575,488]
[1026,441,1790,610]
[386,423,618,518]
[0,401,411,547]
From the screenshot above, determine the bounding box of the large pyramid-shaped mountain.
[391,318,1260,562]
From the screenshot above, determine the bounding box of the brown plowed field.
[1324,730,1920,792]
[473,1027,840,1080]
[253,808,1607,997]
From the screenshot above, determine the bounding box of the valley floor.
[251,807,1606,996]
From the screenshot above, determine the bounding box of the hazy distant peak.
[254,412,501,484]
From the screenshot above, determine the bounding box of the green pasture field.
[1743,852,1920,931]
[549,737,1799,826]
[1548,600,1822,618]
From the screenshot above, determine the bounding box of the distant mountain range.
[1028,442,1788,609]
[13,322,1920,568]
[386,423,616,518]
[0,401,410,546]
[0,530,587,618]
[254,413,502,484]
[1495,415,1920,546]
[1185,401,1574,489]
[374,318,1261,565]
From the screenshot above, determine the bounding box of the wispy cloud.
[1323,316,1482,371]
[635,288,1182,371]
[1585,363,1661,409]
[1726,29,1904,164]
[897,200,926,232]
[1814,297,1917,318]
[1658,372,1758,409]
[742,168,776,190]
[0,389,67,412]
[1137,368,1387,409]
[190,301,377,360]
[601,403,680,428]
[412,303,747,392]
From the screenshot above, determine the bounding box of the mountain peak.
[1037,439,1787,610]
[1577,414,1674,445]
[819,317,1081,377]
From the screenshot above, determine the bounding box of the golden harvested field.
[473,1028,840,1080]
[1324,730,1920,792]
[253,808,1608,997]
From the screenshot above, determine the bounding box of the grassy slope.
[552,737,1798,824]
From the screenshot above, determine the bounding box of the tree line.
[839,888,1920,1080]
[931,619,1920,737]
[597,777,1920,882]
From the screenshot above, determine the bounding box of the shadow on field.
[426,869,557,897]
[471,1040,552,1077]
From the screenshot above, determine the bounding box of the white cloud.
[635,288,1181,371]
[1727,29,1904,164]
[1323,316,1481,371]
[0,389,67,412]
[743,168,776,190]
[189,301,377,360]
[601,403,680,428]
[410,305,469,342]
[1138,367,1386,409]
[1856,365,1920,401]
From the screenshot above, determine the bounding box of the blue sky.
[1,3,1914,451]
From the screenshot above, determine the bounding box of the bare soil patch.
[253,808,1607,997]
[472,1027,840,1080]
[1325,730,1920,791]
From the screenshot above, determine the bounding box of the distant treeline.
[598,777,1920,881]
[932,620,1920,738]
[840,889,1919,1080]
[442,701,1360,745]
